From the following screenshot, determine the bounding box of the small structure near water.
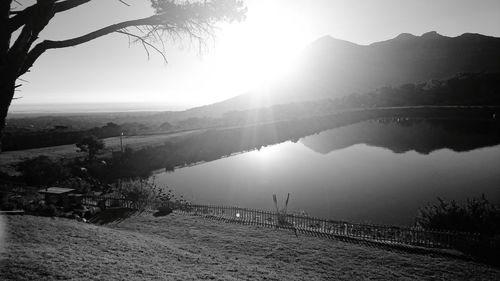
[38,187,76,209]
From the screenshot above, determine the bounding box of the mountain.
[176,32,500,118]
[87,32,500,125]
[287,31,500,100]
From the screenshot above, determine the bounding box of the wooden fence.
[80,196,480,250]
[81,196,154,210]
[181,204,481,250]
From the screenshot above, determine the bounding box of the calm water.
[154,119,500,226]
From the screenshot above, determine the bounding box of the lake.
[153,118,500,226]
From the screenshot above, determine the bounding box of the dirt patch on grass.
[1,213,499,280]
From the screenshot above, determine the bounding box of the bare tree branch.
[118,0,130,7]
[54,0,92,13]
[9,0,91,32]
[9,1,59,76]
[19,0,246,75]
[115,29,168,63]
[16,77,29,83]
[20,15,161,75]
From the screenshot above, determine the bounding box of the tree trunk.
[0,78,15,153]
[0,1,12,153]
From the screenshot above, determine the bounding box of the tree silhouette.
[0,0,246,151]
[76,135,104,161]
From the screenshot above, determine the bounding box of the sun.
[198,1,313,102]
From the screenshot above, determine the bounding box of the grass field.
[0,129,204,175]
[1,213,499,280]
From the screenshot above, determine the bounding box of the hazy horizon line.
[7,101,200,116]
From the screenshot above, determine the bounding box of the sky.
[9,0,500,113]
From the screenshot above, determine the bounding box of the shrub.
[17,156,70,186]
[416,195,500,265]
[118,179,181,211]
[0,187,42,211]
[416,195,500,234]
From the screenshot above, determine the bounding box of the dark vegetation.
[0,174,185,221]
[16,155,70,186]
[417,196,500,265]
[76,135,105,161]
[2,122,132,151]
[215,73,500,126]
[334,72,500,108]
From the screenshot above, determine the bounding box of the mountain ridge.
[172,31,500,119]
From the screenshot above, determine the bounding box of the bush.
[416,195,500,234]
[118,179,180,211]
[416,195,500,265]
[0,188,42,211]
[17,156,70,186]
[120,180,155,202]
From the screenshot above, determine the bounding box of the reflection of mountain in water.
[300,119,500,154]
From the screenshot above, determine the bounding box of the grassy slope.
[1,214,499,281]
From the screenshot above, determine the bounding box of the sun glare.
[200,1,313,101]
[247,144,280,165]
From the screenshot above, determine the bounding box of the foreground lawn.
[1,213,499,280]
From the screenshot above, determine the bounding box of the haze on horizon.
[9,0,500,114]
